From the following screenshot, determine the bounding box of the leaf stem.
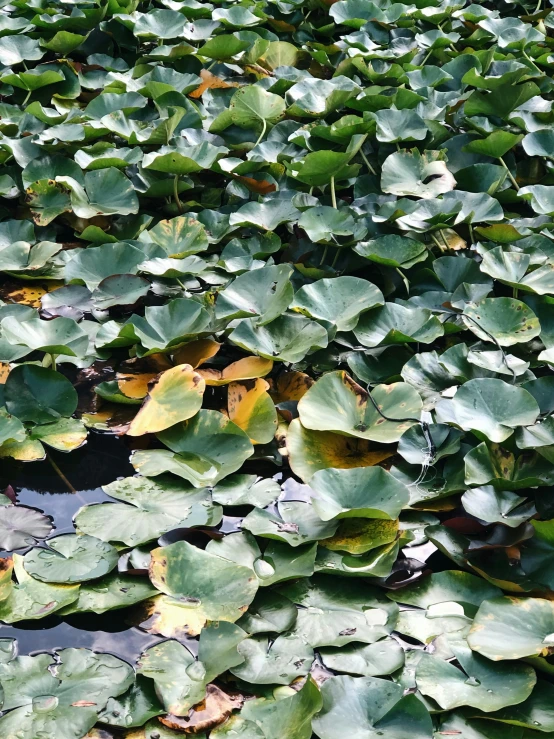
[421,48,434,65]
[173,174,183,214]
[499,157,520,191]
[319,244,329,266]
[330,176,337,209]
[360,149,376,175]
[430,232,447,253]
[468,223,475,244]
[396,267,409,294]
[331,247,340,268]
[46,452,77,494]
[22,89,31,106]
[254,117,267,147]
[50,353,57,371]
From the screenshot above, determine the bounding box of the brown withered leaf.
[189,69,239,99]
[160,685,244,734]
[269,371,314,403]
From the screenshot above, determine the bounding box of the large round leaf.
[137,640,207,716]
[354,235,428,269]
[5,365,77,424]
[416,634,536,711]
[75,475,222,546]
[241,500,338,546]
[320,638,404,677]
[230,85,286,134]
[308,466,409,521]
[436,378,539,442]
[22,534,118,583]
[132,410,254,487]
[354,303,444,348]
[215,264,293,326]
[0,555,80,623]
[313,675,433,739]
[149,540,259,627]
[279,575,398,648]
[381,149,456,199]
[291,276,383,331]
[229,314,328,363]
[0,647,133,738]
[298,371,422,443]
[463,298,540,347]
[231,634,313,685]
[468,597,554,660]
[58,572,157,615]
[240,677,322,739]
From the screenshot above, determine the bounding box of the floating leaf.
[150,540,259,628]
[127,365,205,436]
[76,475,222,546]
[22,534,118,583]
[298,371,422,443]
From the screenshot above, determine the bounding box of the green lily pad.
[75,475,221,546]
[241,501,338,546]
[150,540,259,629]
[313,675,433,739]
[381,149,456,199]
[229,314,328,363]
[231,634,313,685]
[308,466,409,521]
[436,379,539,442]
[298,371,422,443]
[279,575,398,648]
[320,638,404,677]
[4,365,78,425]
[354,304,444,348]
[22,534,118,583]
[291,276,383,331]
[416,633,536,711]
[462,298,541,347]
[132,410,254,487]
[468,597,554,660]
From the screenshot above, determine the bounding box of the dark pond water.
[0,432,289,663]
[0,432,164,661]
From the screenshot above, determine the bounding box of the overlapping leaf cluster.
[2,0,554,735]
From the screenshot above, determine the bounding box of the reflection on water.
[0,431,286,661]
[0,432,152,659]
[16,487,114,536]
[0,432,135,496]
[1,613,160,662]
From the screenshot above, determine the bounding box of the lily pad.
[22,534,118,583]
[468,597,554,661]
[298,371,422,443]
[76,475,222,546]
[0,506,52,551]
[149,540,259,628]
[308,467,409,521]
